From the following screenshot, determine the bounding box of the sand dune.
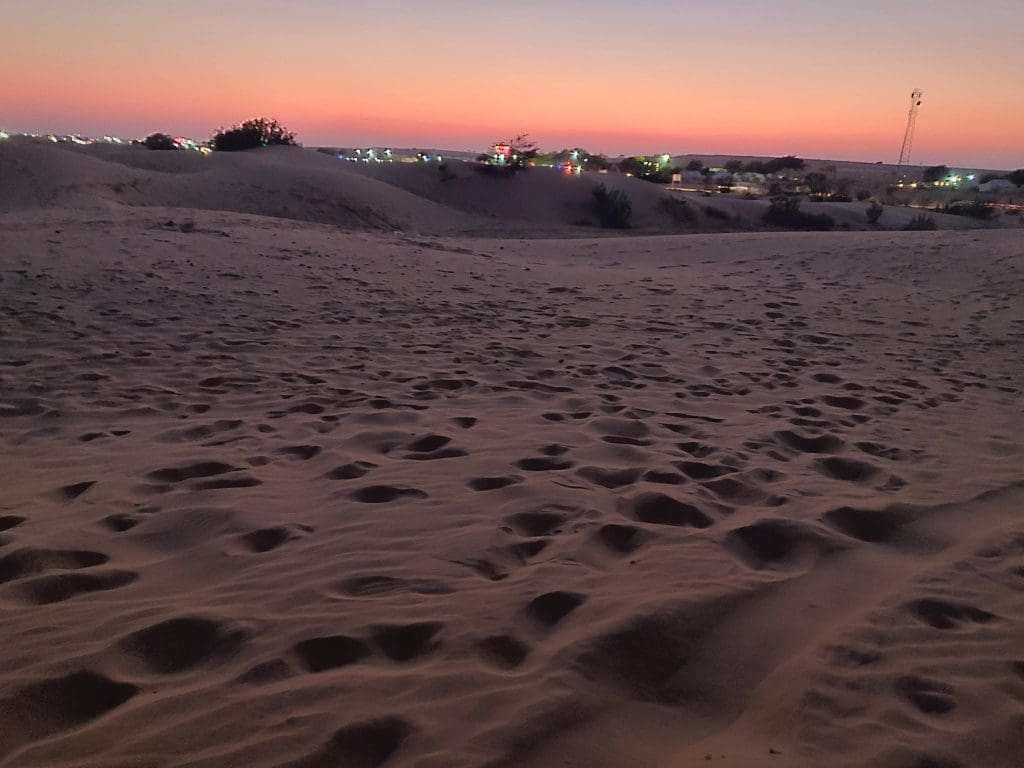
[1,139,1004,236]
[0,149,1022,768]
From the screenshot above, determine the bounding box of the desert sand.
[1,142,1022,768]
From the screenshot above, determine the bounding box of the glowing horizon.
[3,0,1022,169]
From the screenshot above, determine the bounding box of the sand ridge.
[0,208,1022,767]
[1,139,1008,237]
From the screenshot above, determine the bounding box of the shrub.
[941,201,996,220]
[658,196,695,224]
[1006,169,1024,187]
[763,196,834,230]
[143,132,177,150]
[592,183,632,229]
[703,205,731,221]
[856,189,872,201]
[904,214,937,231]
[686,159,704,171]
[438,162,456,182]
[866,201,884,225]
[212,118,297,152]
[725,159,743,172]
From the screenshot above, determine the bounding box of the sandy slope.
[0,207,1022,768]
[2,204,1024,768]
[1,140,1006,236]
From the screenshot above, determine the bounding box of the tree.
[212,118,297,152]
[686,159,704,171]
[725,159,743,172]
[619,155,674,184]
[505,134,539,172]
[805,172,831,196]
[143,132,177,150]
[702,168,715,193]
[866,201,884,225]
[1007,169,1024,187]
[775,155,805,171]
[923,165,949,184]
[549,147,609,171]
[481,134,539,173]
[744,155,804,174]
[592,184,632,228]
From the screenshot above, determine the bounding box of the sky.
[2,0,1022,168]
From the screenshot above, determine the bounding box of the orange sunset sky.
[2,0,1022,168]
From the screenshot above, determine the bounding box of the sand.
[3,139,1011,236]
[1,145,1023,768]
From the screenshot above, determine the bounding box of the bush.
[143,133,177,150]
[763,196,834,230]
[592,184,632,229]
[437,162,456,182]
[941,201,996,220]
[658,196,695,224]
[1006,169,1024,187]
[856,189,872,201]
[212,118,297,152]
[703,205,731,221]
[904,214,937,231]
[866,201,884,225]
[686,159,704,171]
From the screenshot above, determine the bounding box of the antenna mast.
[897,89,923,168]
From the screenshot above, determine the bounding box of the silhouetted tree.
[1007,169,1024,187]
[923,165,949,184]
[685,159,704,171]
[505,134,539,172]
[618,156,674,183]
[143,133,177,150]
[548,147,609,171]
[746,155,805,174]
[805,172,831,195]
[212,118,297,152]
[725,159,743,172]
